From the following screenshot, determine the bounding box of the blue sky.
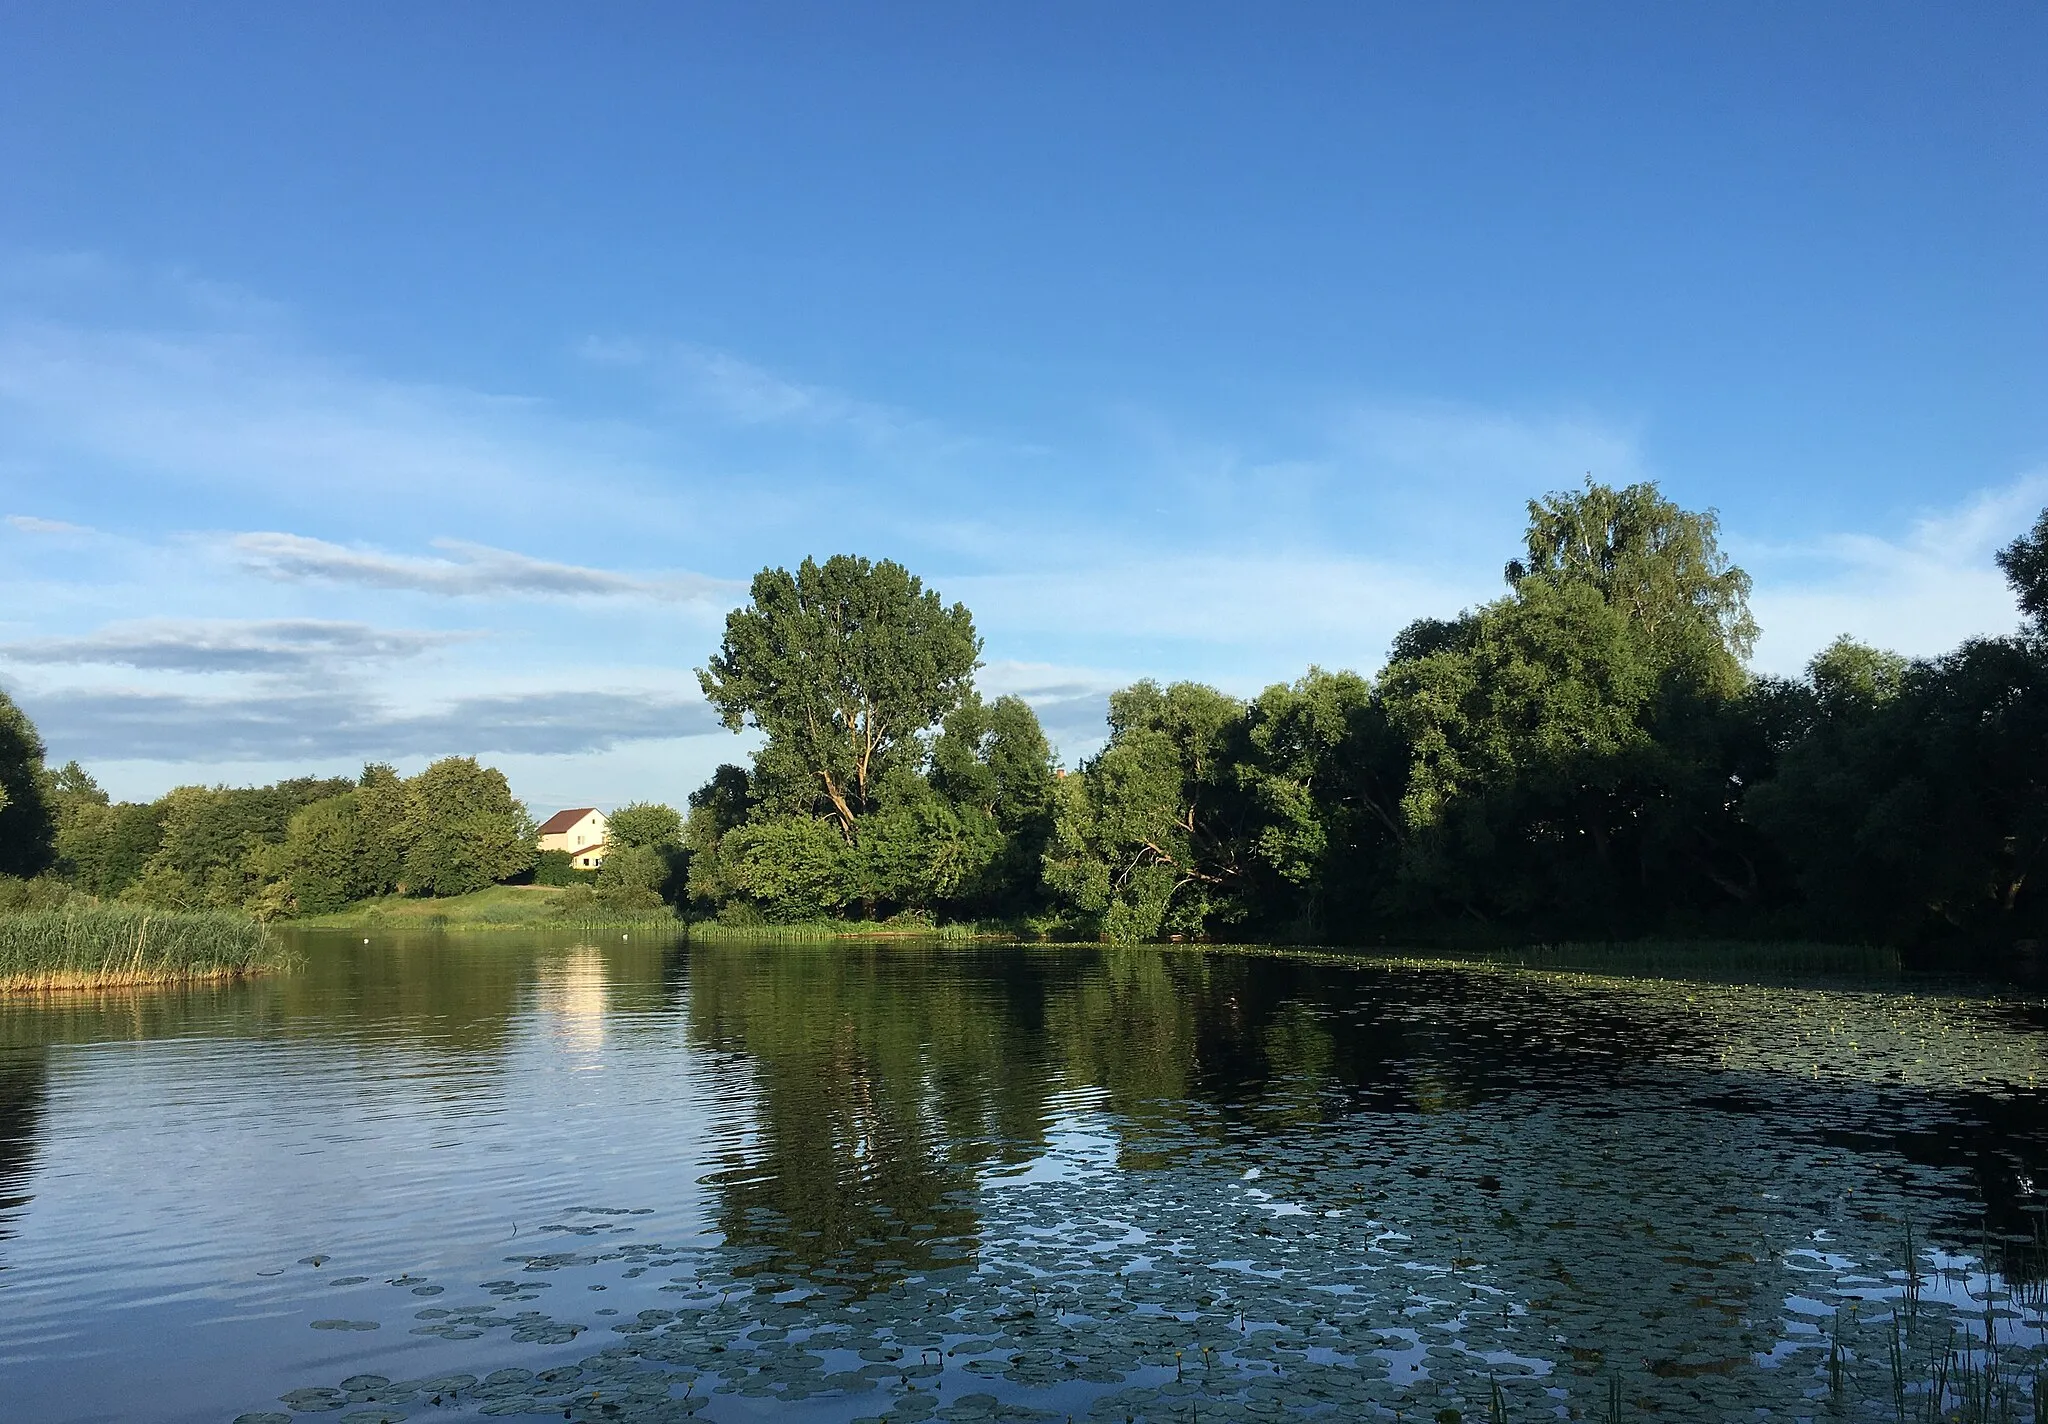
[1,3,2043,814]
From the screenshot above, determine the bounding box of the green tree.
[1749,628,2048,948]
[595,844,672,909]
[0,691,56,878]
[1996,507,2048,635]
[720,814,850,922]
[1043,681,1251,941]
[1234,668,1408,939]
[1379,482,1766,934]
[846,772,1005,914]
[929,692,1060,913]
[399,757,536,897]
[600,801,686,906]
[1509,478,1757,683]
[699,555,981,837]
[608,801,684,850]
[351,763,407,896]
[131,775,353,909]
[49,760,111,887]
[683,764,753,913]
[281,793,373,915]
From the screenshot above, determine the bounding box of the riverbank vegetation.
[289,883,678,932]
[675,487,2048,957]
[2,481,2042,957]
[0,903,290,992]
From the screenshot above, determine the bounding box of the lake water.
[2,933,2045,1423]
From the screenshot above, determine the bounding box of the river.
[2,932,2044,1422]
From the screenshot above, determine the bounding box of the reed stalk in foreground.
[0,904,292,992]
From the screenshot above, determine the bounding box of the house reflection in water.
[535,946,610,1055]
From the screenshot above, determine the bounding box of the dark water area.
[1,934,2045,1423]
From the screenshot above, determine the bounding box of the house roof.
[536,807,601,836]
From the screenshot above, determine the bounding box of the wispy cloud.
[0,619,466,673]
[5,514,93,535]
[580,337,918,443]
[0,319,652,520]
[19,686,724,762]
[1744,473,2047,674]
[230,532,736,602]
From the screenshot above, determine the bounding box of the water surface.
[2,934,2044,1422]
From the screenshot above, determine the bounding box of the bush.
[0,875,75,912]
[532,850,597,887]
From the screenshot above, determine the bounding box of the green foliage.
[531,849,589,886]
[1044,680,1250,942]
[1373,483,1778,937]
[698,555,981,835]
[0,874,76,912]
[608,800,684,850]
[0,691,56,879]
[1235,668,1408,938]
[1510,478,1757,680]
[0,902,286,989]
[1997,506,2048,634]
[847,776,1004,912]
[280,795,374,916]
[719,815,851,922]
[595,842,672,909]
[1749,633,2048,946]
[398,757,537,897]
[929,692,1060,914]
[603,800,686,906]
[685,764,753,911]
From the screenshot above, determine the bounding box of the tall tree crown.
[1509,479,1758,668]
[1997,506,2048,635]
[698,555,981,836]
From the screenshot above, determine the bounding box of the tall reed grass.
[0,904,292,992]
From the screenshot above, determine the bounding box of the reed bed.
[0,904,293,992]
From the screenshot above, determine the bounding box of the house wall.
[538,810,608,854]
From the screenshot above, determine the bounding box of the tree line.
[0,742,689,918]
[2,479,2042,948]
[679,484,2048,951]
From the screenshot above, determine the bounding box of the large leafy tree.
[1510,479,1757,685]
[1043,681,1251,941]
[1233,668,1408,939]
[399,757,536,897]
[0,691,56,878]
[1749,524,2048,947]
[1379,480,1765,935]
[928,692,1060,913]
[699,556,981,838]
[1998,507,2048,636]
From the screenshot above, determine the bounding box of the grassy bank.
[0,904,291,992]
[679,912,1072,943]
[291,884,681,932]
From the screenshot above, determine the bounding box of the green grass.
[290,883,681,932]
[681,915,1022,943]
[0,903,292,992]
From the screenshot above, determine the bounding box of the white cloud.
[1744,473,2046,674]
[230,531,735,603]
[5,513,93,535]
[0,618,468,673]
[16,684,724,763]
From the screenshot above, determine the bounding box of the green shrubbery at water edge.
[2,480,2045,956]
[0,902,290,991]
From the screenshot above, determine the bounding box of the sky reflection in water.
[0,935,2044,1423]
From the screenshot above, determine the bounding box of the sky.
[0,3,2043,814]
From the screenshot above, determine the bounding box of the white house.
[536,807,608,869]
